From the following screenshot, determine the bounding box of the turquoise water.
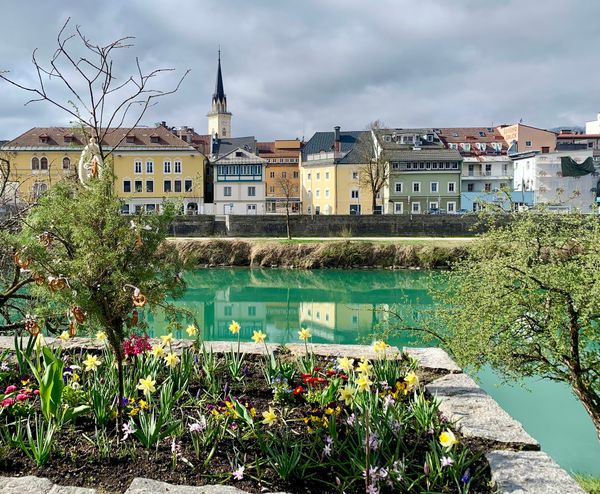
[146,268,600,476]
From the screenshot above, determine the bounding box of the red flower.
[16,393,28,401]
[4,385,17,394]
[326,370,336,376]
[33,389,40,396]
[1,398,15,407]
[313,367,322,372]
[303,376,314,383]
[315,377,327,384]
[293,386,304,395]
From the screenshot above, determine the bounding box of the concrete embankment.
[167,238,469,269]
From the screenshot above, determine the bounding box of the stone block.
[0,476,96,494]
[426,373,539,449]
[403,347,462,372]
[286,343,401,360]
[486,450,585,494]
[124,478,289,494]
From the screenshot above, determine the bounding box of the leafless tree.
[356,120,389,214]
[0,18,190,161]
[277,175,296,239]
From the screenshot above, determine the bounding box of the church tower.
[207,50,232,138]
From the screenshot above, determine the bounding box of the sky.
[0,0,599,142]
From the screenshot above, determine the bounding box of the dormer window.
[39,133,49,144]
[235,151,243,157]
[449,143,458,150]
[461,143,471,152]
[477,143,486,151]
[150,134,159,144]
[63,134,73,143]
[479,131,486,137]
[126,135,135,144]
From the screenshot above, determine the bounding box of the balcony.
[462,171,511,179]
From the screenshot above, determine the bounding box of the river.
[144,268,600,476]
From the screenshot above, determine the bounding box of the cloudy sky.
[1,0,598,141]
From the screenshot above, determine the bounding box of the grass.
[574,474,600,494]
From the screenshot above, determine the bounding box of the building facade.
[1,126,206,213]
[257,139,302,213]
[497,123,556,155]
[377,129,462,214]
[300,127,374,215]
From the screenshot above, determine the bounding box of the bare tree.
[277,175,296,239]
[0,18,189,161]
[356,120,389,214]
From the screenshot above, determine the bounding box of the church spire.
[212,49,226,111]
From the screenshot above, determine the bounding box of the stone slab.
[286,343,401,360]
[486,450,585,494]
[0,476,96,494]
[125,478,290,494]
[426,373,539,449]
[403,347,462,372]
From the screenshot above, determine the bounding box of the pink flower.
[441,456,454,468]
[16,393,28,401]
[1,398,15,407]
[5,385,17,394]
[232,465,244,480]
[33,389,40,396]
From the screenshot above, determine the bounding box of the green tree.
[431,211,600,438]
[6,173,185,415]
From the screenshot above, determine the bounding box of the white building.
[513,149,599,212]
[585,113,600,135]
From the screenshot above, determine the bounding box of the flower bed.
[0,328,490,493]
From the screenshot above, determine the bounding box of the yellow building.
[300,127,374,215]
[1,126,206,213]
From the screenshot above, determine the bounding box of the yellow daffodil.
[164,352,180,368]
[261,407,278,426]
[298,328,312,341]
[95,331,108,343]
[150,344,165,358]
[160,333,174,346]
[139,399,148,410]
[356,373,373,392]
[373,340,388,353]
[59,331,71,342]
[338,385,356,405]
[186,325,198,337]
[129,407,139,417]
[229,320,240,334]
[439,429,458,449]
[251,330,267,344]
[34,334,45,352]
[404,371,419,391]
[137,375,156,396]
[71,372,80,383]
[356,358,373,376]
[83,354,101,372]
[337,357,355,373]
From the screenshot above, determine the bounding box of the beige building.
[257,140,302,213]
[497,123,556,154]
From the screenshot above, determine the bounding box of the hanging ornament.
[38,232,52,247]
[68,320,77,338]
[132,287,147,307]
[71,306,86,324]
[48,276,67,291]
[24,318,40,337]
[32,273,45,286]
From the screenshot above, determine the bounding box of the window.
[40,157,48,170]
[351,189,359,199]
[411,202,421,213]
[269,186,275,194]
[315,189,320,198]
[282,171,287,179]
[146,160,154,173]
[146,204,156,213]
[430,182,438,193]
[174,180,182,193]
[395,182,402,193]
[293,171,299,178]
[224,186,232,197]
[247,204,257,214]
[163,161,171,173]
[248,186,256,197]
[121,204,130,215]
[134,160,142,174]
[146,180,154,193]
[429,202,439,210]
[31,157,40,170]
[32,182,48,198]
[270,171,275,178]
[185,179,192,192]
[325,189,330,197]
[134,180,142,193]
[447,201,456,212]
[412,182,420,193]
[248,306,256,316]
[449,143,458,149]
[164,180,172,193]
[174,160,182,173]
[448,182,456,193]
[325,172,329,179]
[224,306,232,317]
[467,183,474,192]
[352,171,359,180]
[503,163,509,175]
[307,173,311,180]
[62,157,70,170]
[316,172,320,180]
[394,202,403,214]
[123,180,131,193]
[485,164,492,175]
[525,140,532,147]
[484,183,492,192]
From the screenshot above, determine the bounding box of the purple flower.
[122,422,136,441]
[461,468,471,483]
[232,465,244,480]
[1,361,10,372]
[346,413,356,426]
[366,484,379,494]
[368,432,379,451]
[323,443,332,457]
[120,397,129,407]
[423,462,430,476]
[441,456,454,468]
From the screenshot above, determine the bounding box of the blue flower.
[461,468,471,484]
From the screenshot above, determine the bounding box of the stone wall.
[170,214,498,237]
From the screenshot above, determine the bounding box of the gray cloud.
[1,0,599,142]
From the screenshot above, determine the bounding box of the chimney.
[334,126,341,153]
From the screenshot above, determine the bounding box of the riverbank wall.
[169,214,497,238]
[168,238,469,269]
